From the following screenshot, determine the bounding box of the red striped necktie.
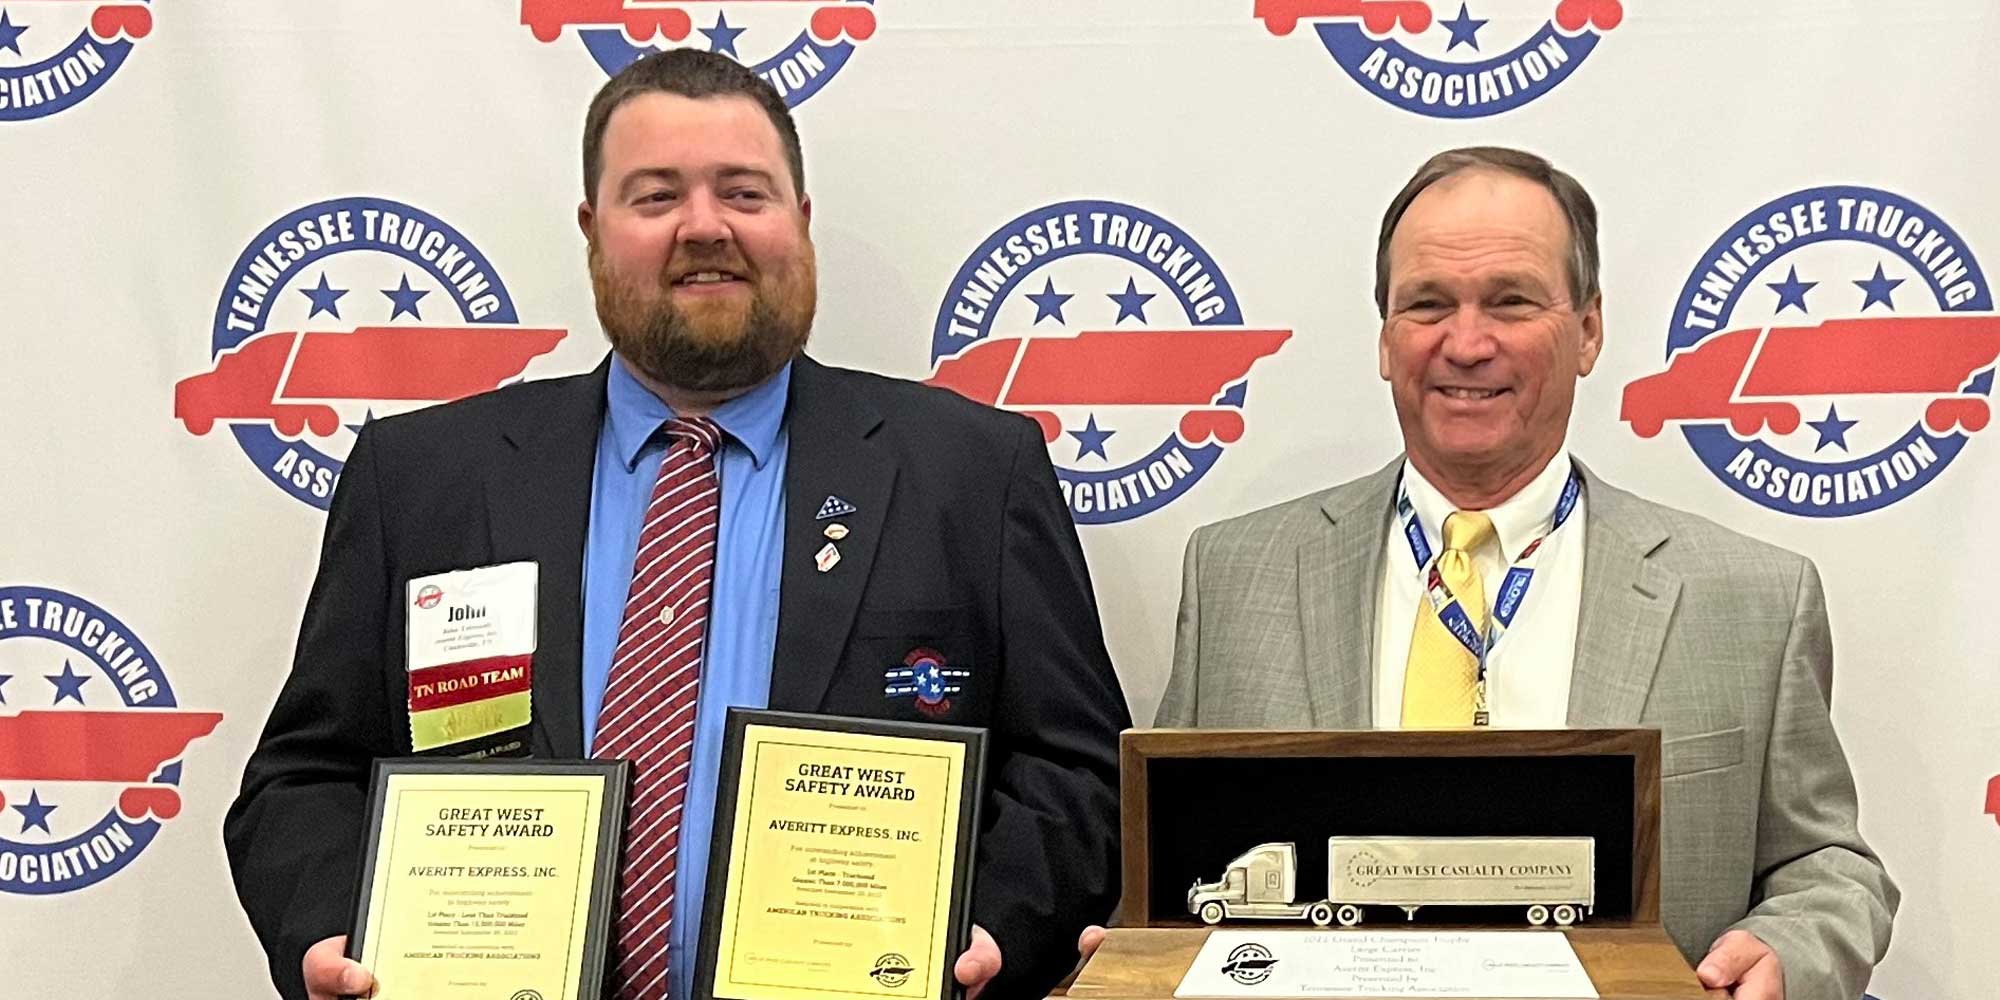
[592,416,723,1000]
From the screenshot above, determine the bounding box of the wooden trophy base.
[1065,925,1726,1000]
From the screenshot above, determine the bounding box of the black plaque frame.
[346,757,630,1000]
[694,709,986,1000]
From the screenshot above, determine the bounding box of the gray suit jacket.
[1157,458,1896,1000]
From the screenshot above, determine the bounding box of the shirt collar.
[1401,446,1573,561]
[605,353,792,471]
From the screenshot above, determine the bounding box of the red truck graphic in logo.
[521,0,875,45]
[924,329,1292,446]
[1253,0,1434,36]
[0,710,221,821]
[36,1,152,41]
[1253,0,1620,37]
[174,325,565,437]
[1621,316,2000,439]
[1986,774,2000,830]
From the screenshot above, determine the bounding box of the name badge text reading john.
[405,562,538,755]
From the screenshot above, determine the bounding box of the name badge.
[405,562,538,756]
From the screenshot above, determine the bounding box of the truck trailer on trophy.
[1187,837,1595,928]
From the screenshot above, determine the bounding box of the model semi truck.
[1187,837,1595,928]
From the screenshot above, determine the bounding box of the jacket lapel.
[1300,460,1400,728]
[487,359,609,757]
[769,357,896,713]
[1567,463,1681,726]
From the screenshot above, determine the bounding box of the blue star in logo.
[300,273,348,320]
[1765,265,1817,315]
[1107,277,1156,324]
[1068,413,1116,461]
[12,790,56,835]
[1025,277,1073,325]
[0,673,10,704]
[914,662,945,701]
[701,12,746,58]
[1854,262,1904,312]
[346,407,377,437]
[46,660,89,705]
[0,10,28,56]
[1806,404,1858,453]
[1440,3,1487,52]
[382,274,429,321]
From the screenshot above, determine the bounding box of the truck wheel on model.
[1335,904,1363,927]
[1306,902,1334,927]
[1526,904,1550,926]
[1198,901,1225,926]
[1553,904,1579,926]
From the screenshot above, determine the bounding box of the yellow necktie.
[1401,510,1496,728]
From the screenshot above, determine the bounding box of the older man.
[225,48,1126,1000]
[1153,147,1895,999]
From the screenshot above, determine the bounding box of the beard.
[590,237,817,395]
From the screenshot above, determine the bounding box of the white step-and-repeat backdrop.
[2,2,1993,996]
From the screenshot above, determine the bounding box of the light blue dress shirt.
[582,355,788,999]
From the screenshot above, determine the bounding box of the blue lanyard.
[1396,467,1581,722]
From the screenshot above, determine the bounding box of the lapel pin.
[815,495,858,520]
[815,542,841,573]
[823,523,849,541]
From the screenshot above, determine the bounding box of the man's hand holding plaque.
[303,935,374,1000]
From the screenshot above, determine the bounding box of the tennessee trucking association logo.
[175,197,565,510]
[1623,186,1992,517]
[519,0,875,106]
[928,201,1291,525]
[0,1,150,121]
[1253,0,1620,118]
[0,586,221,894]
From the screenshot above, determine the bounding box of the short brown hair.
[581,48,805,205]
[1373,146,1599,317]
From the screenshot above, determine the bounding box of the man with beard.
[225,49,1127,1000]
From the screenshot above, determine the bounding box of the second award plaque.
[347,758,628,1000]
[695,709,986,1000]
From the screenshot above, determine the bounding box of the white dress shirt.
[1371,450,1587,728]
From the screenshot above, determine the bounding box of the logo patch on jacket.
[883,647,967,718]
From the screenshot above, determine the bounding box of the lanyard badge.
[1397,470,1581,725]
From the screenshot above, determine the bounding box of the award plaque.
[694,709,986,1000]
[1117,728,1661,927]
[347,758,629,1000]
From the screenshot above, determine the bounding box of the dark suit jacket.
[224,354,1129,999]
